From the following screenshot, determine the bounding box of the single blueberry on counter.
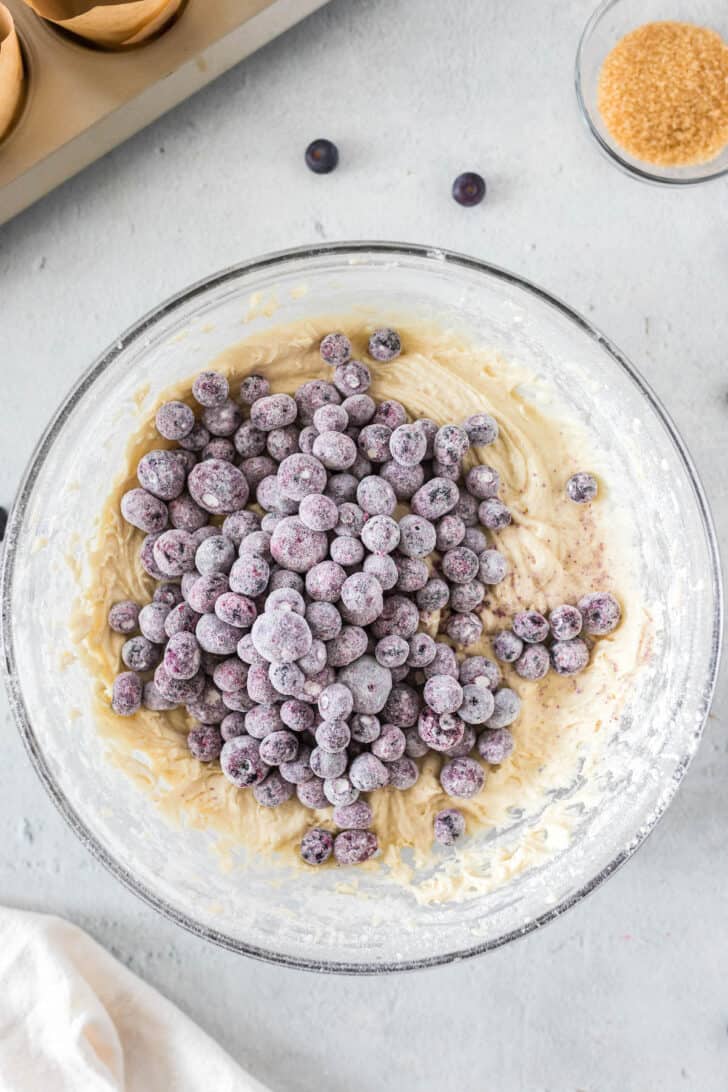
[305,138,339,174]
[452,172,486,207]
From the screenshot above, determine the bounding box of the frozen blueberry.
[295,379,341,425]
[297,778,329,809]
[229,553,270,597]
[313,404,348,434]
[398,514,436,558]
[163,631,201,680]
[309,746,348,780]
[477,727,515,764]
[513,610,549,644]
[233,421,266,460]
[349,752,390,791]
[151,530,196,577]
[462,413,498,446]
[276,453,326,501]
[268,569,305,594]
[338,655,392,715]
[187,573,229,614]
[266,587,305,615]
[492,629,523,663]
[462,527,488,554]
[445,612,483,647]
[434,425,469,467]
[440,756,485,798]
[254,770,295,808]
[436,514,466,552]
[301,828,334,865]
[341,393,375,426]
[450,580,485,613]
[358,424,393,463]
[304,560,345,603]
[416,578,450,612]
[137,449,186,501]
[168,493,207,532]
[424,674,463,715]
[372,400,407,432]
[215,592,257,629]
[479,549,509,585]
[375,635,409,668]
[240,530,273,560]
[432,459,462,482]
[331,800,371,830]
[459,655,501,691]
[478,499,512,531]
[515,643,550,680]
[196,614,240,655]
[330,536,365,568]
[267,425,300,463]
[371,594,419,639]
[270,516,328,573]
[318,682,354,722]
[112,671,142,715]
[187,725,223,762]
[419,706,466,751]
[578,592,621,636]
[380,460,424,501]
[441,546,479,585]
[486,688,521,729]
[406,633,437,668]
[334,502,366,538]
[350,713,381,743]
[220,735,268,786]
[155,400,194,441]
[368,327,401,362]
[305,602,343,642]
[356,476,396,518]
[240,374,270,406]
[245,704,284,739]
[186,681,227,724]
[313,430,357,471]
[548,604,582,642]
[566,472,598,504]
[371,725,406,761]
[202,438,236,463]
[195,535,236,576]
[142,680,177,712]
[222,689,255,713]
[452,172,486,206]
[164,602,201,638]
[443,723,477,758]
[315,720,351,754]
[393,555,429,592]
[280,745,314,784]
[192,370,229,407]
[201,399,242,438]
[382,683,421,727]
[269,660,305,697]
[188,459,249,515]
[411,477,459,519]
[334,828,378,864]
[466,464,500,500]
[260,729,299,765]
[298,640,328,679]
[248,663,283,704]
[326,625,368,667]
[340,572,383,626]
[359,515,398,556]
[551,638,590,676]
[220,712,246,740]
[319,331,351,367]
[252,608,313,663]
[388,423,425,467]
[250,393,297,432]
[323,474,356,505]
[108,600,139,635]
[213,658,249,693]
[361,553,397,592]
[153,663,204,704]
[121,489,168,534]
[434,808,466,846]
[175,421,210,455]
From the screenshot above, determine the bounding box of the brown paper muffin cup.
[23,0,183,49]
[0,4,24,141]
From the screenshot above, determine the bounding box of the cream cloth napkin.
[0,908,267,1092]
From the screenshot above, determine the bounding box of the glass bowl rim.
[1,240,723,974]
[575,0,728,187]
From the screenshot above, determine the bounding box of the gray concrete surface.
[1,1,726,1089]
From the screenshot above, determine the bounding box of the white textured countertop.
[1,1,726,1089]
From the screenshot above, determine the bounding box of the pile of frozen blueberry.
[108,326,619,866]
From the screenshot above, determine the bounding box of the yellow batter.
[75,317,645,891]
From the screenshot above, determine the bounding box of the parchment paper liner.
[0,4,24,142]
[23,0,183,48]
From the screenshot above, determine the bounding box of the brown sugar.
[598,20,728,167]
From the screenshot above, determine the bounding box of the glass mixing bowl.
[1,243,722,972]
[576,0,728,185]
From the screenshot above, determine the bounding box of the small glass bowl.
[576,0,728,185]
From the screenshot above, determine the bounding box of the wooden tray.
[0,0,330,225]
